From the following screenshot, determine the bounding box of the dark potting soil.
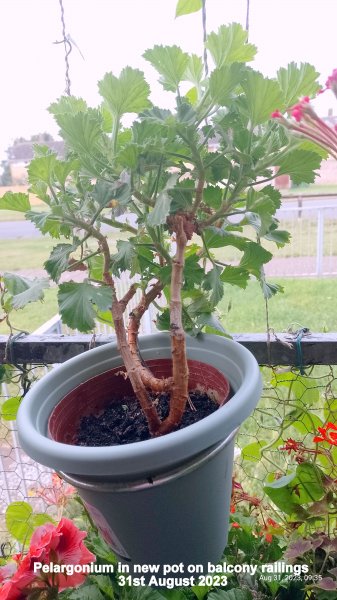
[76,390,221,446]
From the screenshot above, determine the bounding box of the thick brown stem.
[100,239,161,434]
[128,281,173,392]
[158,215,189,434]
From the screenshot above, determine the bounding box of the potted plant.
[2,21,324,574]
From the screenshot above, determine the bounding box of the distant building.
[6,134,64,184]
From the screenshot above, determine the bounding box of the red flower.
[261,518,279,543]
[30,518,95,590]
[271,110,282,118]
[231,522,241,529]
[313,422,337,446]
[280,438,301,454]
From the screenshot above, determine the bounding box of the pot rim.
[17,333,262,477]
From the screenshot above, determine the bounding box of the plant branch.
[127,281,173,392]
[63,213,161,433]
[159,214,189,434]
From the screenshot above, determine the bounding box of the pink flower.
[291,104,304,122]
[326,68,337,89]
[271,110,282,118]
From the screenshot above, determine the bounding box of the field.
[1,277,336,335]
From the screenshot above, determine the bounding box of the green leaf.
[28,154,56,186]
[261,279,284,299]
[148,175,178,226]
[88,255,104,281]
[197,313,229,336]
[264,226,290,248]
[0,397,21,421]
[44,243,78,282]
[92,180,120,208]
[324,398,337,422]
[0,191,30,212]
[209,63,244,106]
[203,228,246,250]
[241,70,284,126]
[143,45,189,92]
[5,502,53,544]
[54,109,103,159]
[184,54,203,87]
[91,574,114,599]
[113,240,136,272]
[277,62,320,107]
[148,190,172,226]
[58,282,112,332]
[26,210,65,238]
[49,95,88,116]
[4,273,49,309]
[98,67,151,117]
[276,149,322,185]
[295,462,325,503]
[264,473,300,515]
[265,463,325,514]
[242,440,267,462]
[221,266,250,289]
[67,583,105,600]
[184,253,204,288]
[175,0,202,17]
[53,158,79,187]
[206,23,257,68]
[202,265,224,306]
[239,242,272,276]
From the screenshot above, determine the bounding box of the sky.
[1,0,337,161]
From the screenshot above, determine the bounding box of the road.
[0,196,337,239]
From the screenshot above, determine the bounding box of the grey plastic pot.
[17,333,262,575]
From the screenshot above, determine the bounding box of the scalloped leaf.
[0,191,30,212]
[276,149,322,185]
[58,282,113,332]
[277,62,320,107]
[4,273,49,309]
[202,265,224,306]
[143,45,189,92]
[98,67,151,117]
[241,70,284,126]
[209,63,245,106]
[206,23,257,68]
[44,243,78,282]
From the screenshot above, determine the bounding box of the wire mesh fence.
[1,357,336,550]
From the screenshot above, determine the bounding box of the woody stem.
[158,215,189,434]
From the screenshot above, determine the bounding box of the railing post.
[316,208,324,276]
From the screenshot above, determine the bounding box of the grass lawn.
[0,288,59,334]
[0,237,58,271]
[218,277,337,333]
[1,277,336,336]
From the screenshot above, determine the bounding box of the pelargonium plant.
[0,23,325,437]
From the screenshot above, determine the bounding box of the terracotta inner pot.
[48,358,230,445]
